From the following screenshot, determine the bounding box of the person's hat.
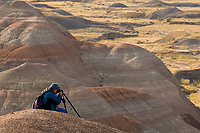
[49,83,60,90]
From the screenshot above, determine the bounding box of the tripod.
[61,92,81,118]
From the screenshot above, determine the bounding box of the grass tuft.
[180,78,190,85]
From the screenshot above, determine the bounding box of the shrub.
[188,86,198,93]
[122,12,145,19]
[193,80,200,87]
[137,40,144,44]
[181,85,198,95]
[190,92,200,108]
[106,10,111,13]
[169,45,177,49]
[0,27,5,31]
[181,88,191,95]
[180,78,190,85]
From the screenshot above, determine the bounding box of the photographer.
[42,83,67,113]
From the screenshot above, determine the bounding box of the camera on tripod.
[57,89,81,118]
[57,89,63,93]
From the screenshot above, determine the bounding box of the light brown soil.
[0,109,122,133]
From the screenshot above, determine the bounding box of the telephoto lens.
[57,89,63,93]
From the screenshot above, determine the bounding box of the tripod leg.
[62,98,68,113]
[63,93,81,118]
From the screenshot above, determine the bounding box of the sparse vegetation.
[169,45,177,49]
[0,44,4,49]
[106,10,112,13]
[192,80,200,87]
[122,12,146,19]
[0,27,5,32]
[181,85,198,95]
[190,92,200,108]
[180,78,190,85]
[180,78,200,107]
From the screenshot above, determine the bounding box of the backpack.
[32,93,46,109]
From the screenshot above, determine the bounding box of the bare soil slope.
[79,41,200,128]
[155,30,190,44]
[172,38,200,49]
[146,7,184,19]
[0,1,100,115]
[175,69,200,82]
[48,16,100,29]
[68,86,200,132]
[49,16,88,29]
[138,0,169,7]
[0,109,121,133]
[110,3,128,8]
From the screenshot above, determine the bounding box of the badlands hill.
[139,0,200,8]
[48,16,101,29]
[170,2,200,7]
[31,3,101,29]
[175,69,200,82]
[0,0,100,115]
[146,7,184,19]
[138,0,169,7]
[0,1,200,132]
[155,31,191,44]
[0,109,120,133]
[110,3,128,8]
[140,1,200,19]
[172,38,200,49]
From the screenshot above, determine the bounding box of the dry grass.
[181,85,198,93]
[181,78,190,85]
[190,92,200,108]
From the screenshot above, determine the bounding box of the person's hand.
[59,91,63,96]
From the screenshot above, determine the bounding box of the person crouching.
[42,83,67,113]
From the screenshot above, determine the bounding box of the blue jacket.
[42,88,62,111]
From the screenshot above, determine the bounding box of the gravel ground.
[0,109,123,133]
